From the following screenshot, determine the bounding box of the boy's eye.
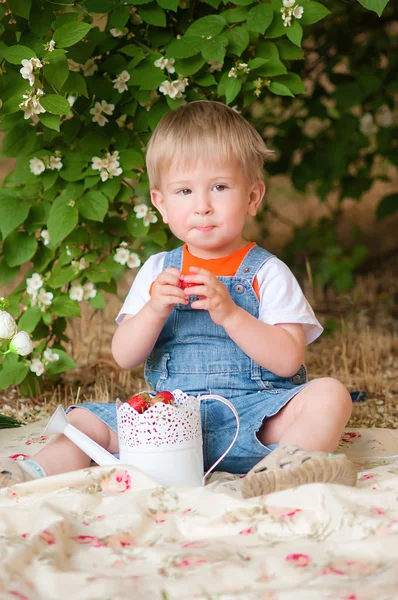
[213,184,226,192]
[177,189,191,196]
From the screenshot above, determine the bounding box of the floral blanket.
[1,421,398,600]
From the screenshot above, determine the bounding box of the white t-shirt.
[116,251,323,345]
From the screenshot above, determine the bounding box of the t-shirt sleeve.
[115,253,165,324]
[257,257,323,345]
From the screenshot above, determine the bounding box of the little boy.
[0,101,357,495]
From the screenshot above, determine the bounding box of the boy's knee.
[320,377,352,417]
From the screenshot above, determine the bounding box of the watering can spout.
[44,405,120,466]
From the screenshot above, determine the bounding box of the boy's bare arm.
[183,266,305,378]
[112,267,187,370]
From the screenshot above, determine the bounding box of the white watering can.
[44,389,240,488]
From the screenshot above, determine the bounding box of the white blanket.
[1,420,398,599]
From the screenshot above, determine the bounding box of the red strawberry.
[181,281,196,290]
[127,392,152,413]
[150,391,175,406]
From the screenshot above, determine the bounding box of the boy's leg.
[258,377,352,452]
[242,378,356,498]
[0,408,119,487]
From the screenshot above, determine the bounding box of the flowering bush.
[0,0,392,392]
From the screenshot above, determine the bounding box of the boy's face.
[150,158,265,259]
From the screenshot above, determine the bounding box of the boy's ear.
[150,188,168,223]
[247,180,266,217]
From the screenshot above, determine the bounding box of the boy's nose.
[194,195,213,215]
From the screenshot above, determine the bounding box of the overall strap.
[163,246,183,270]
[235,245,275,285]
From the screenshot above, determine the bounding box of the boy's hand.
[182,266,238,327]
[148,267,187,319]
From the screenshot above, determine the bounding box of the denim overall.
[70,244,310,474]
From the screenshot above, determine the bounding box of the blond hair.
[145,100,272,189]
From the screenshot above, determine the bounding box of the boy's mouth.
[194,226,215,232]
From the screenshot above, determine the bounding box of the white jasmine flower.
[19,89,46,120]
[159,78,188,99]
[67,59,81,72]
[83,282,97,300]
[293,5,304,18]
[143,211,158,226]
[228,68,238,78]
[101,100,115,115]
[119,241,128,248]
[154,57,168,70]
[92,156,105,171]
[43,348,59,362]
[165,58,175,73]
[375,105,393,128]
[127,253,141,269]
[40,230,50,246]
[100,169,109,182]
[30,358,45,376]
[91,112,108,127]
[48,40,56,52]
[48,156,63,170]
[26,273,43,293]
[29,157,46,175]
[107,162,123,177]
[208,60,223,73]
[82,59,98,77]
[110,27,128,38]
[360,113,378,136]
[9,331,33,356]
[69,283,84,302]
[0,310,17,340]
[114,247,130,265]
[112,70,131,94]
[20,58,42,87]
[67,95,76,107]
[134,204,149,219]
[116,114,127,128]
[37,287,53,309]
[78,257,89,270]
[283,0,295,7]
[65,246,72,257]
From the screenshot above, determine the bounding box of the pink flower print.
[25,440,32,446]
[106,532,136,550]
[100,469,131,493]
[174,554,209,569]
[340,595,358,600]
[181,541,204,549]
[286,553,311,567]
[8,453,30,461]
[328,559,375,576]
[20,533,29,539]
[267,505,302,519]
[39,436,47,441]
[8,592,29,600]
[362,473,374,480]
[73,535,105,547]
[341,432,362,444]
[371,507,386,516]
[39,530,56,545]
[239,527,254,535]
[321,566,344,576]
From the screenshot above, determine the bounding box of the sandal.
[242,445,357,498]
[0,457,33,489]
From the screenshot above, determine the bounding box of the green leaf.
[40,95,71,115]
[0,259,19,285]
[39,113,61,132]
[221,6,249,24]
[47,194,79,247]
[376,193,398,220]
[46,265,76,288]
[88,291,106,309]
[29,3,54,37]
[157,0,178,9]
[174,55,206,76]
[1,45,36,64]
[119,149,145,170]
[18,307,42,333]
[185,15,226,37]
[52,296,81,317]
[225,26,250,57]
[247,57,269,70]
[356,0,389,15]
[285,20,303,47]
[1,127,35,158]
[53,21,93,48]
[269,81,295,97]
[166,36,202,58]
[225,77,242,105]
[276,38,304,60]
[195,73,217,87]
[0,190,30,239]
[273,72,305,94]
[108,6,130,29]
[300,1,331,24]
[127,213,149,238]
[128,64,166,90]
[201,38,226,63]
[0,355,29,391]
[43,54,69,91]
[139,4,166,27]
[246,3,273,34]
[3,232,38,267]
[9,0,31,18]
[45,349,77,375]
[77,190,109,222]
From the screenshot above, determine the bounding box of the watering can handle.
[199,394,240,483]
